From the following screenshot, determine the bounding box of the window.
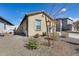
[35,19,41,31]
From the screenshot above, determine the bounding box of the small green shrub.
[33,33,39,38]
[28,38,39,49]
[42,32,47,36]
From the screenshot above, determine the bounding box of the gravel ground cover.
[0,35,78,56]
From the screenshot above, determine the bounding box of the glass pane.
[35,19,41,31]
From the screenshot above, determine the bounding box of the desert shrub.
[33,33,39,38]
[53,32,59,41]
[61,32,69,38]
[42,32,47,36]
[49,32,59,41]
[46,32,59,46]
[28,38,39,49]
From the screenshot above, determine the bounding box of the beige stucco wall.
[16,13,55,36]
[28,13,54,36]
[28,13,47,36]
[16,19,27,34]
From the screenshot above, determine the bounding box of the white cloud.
[73,18,79,22]
[68,17,79,22]
[68,17,72,19]
[60,8,67,13]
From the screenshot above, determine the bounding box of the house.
[15,11,56,36]
[55,18,73,31]
[0,16,14,34]
[72,21,79,32]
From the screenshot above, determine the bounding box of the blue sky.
[0,3,79,25]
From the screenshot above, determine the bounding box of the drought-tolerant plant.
[47,32,59,46]
[52,32,59,41]
[61,32,68,38]
[33,33,39,38]
[28,38,39,49]
[48,32,59,41]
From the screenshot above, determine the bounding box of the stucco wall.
[16,13,54,36]
[0,22,14,34]
[28,13,47,36]
[16,19,27,35]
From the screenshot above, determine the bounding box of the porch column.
[60,20,62,36]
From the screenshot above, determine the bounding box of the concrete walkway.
[60,37,79,45]
[69,33,79,39]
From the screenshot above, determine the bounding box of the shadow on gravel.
[24,43,28,48]
[0,32,4,36]
[75,49,79,52]
[41,42,48,47]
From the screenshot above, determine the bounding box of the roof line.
[0,16,14,26]
[25,11,54,20]
[19,11,54,26]
[55,17,73,21]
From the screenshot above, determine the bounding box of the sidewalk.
[60,37,79,45]
[69,33,79,39]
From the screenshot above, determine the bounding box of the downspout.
[45,15,47,34]
[4,24,6,33]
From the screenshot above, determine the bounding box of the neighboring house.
[5,25,16,34]
[56,18,73,31]
[0,16,14,34]
[73,21,79,32]
[15,11,56,36]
